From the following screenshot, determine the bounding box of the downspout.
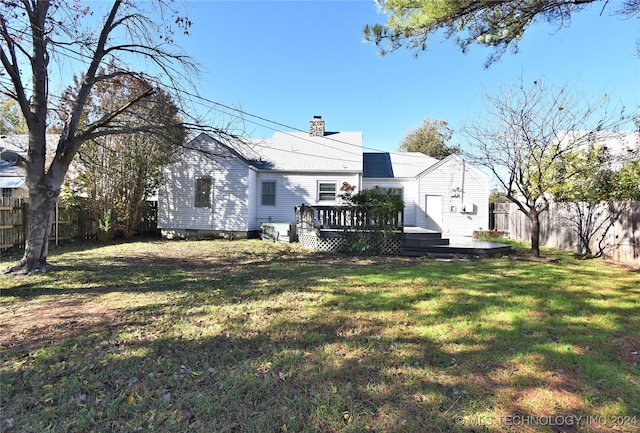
[55,200,59,246]
[460,158,465,208]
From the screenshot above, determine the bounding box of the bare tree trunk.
[530,211,541,258]
[6,188,56,273]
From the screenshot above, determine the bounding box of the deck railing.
[295,204,403,235]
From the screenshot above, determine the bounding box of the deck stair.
[401,229,449,257]
[401,227,512,257]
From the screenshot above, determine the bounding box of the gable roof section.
[416,154,488,180]
[248,131,363,172]
[186,133,259,165]
[390,152,439,178]
[364,151,439,179]
[190,131,363,172]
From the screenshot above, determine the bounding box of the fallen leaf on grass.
[176,410,193,423]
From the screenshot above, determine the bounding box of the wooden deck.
[401,228,512,258]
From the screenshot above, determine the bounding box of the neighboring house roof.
[0,134,66,192]
[0,176,25,189]
[0,158,26,189]
[363,152,439,179]
[0,134,60,161]
[558,130,639,168]
[0,134,29,154]
[592,131,639,165]
[0,135,27,190]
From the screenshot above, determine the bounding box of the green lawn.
[1,239,638,432]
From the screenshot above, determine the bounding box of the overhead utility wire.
[0,33,446,165]
[1,72,444,169]
[1,12,462,168]
[0,44,447,168]
[2,37,426,162]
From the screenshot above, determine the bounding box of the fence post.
[21,201,28,249]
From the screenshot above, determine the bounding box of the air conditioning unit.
[460,203,475,213]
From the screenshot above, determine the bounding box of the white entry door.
[424,195,443,231]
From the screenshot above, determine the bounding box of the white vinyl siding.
[158,137,252,232]
[254,173,361,224]
[417,157,488,236]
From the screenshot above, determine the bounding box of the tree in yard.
[488,188,509,204]
[0,97,27,134]
[549,136,639,257]
[364,0,639,65]
[339,186,404,255]
[62,68,187,240]
[0,1,226,273]
[462,78,633,257]
[613,160,640,200]
[399,117,459,158]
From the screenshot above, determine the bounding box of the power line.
[0,25,447,168]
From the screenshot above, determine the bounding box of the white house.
[362,152,489,236]
[0,135,29,202]
[0,134,63,203]
[157,116,489,239]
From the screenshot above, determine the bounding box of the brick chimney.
[309,115,325,136]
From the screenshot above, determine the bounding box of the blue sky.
[175,0,639,153]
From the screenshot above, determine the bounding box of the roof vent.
[309,115,325,137]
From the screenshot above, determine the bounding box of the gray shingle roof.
[363,153,393,178]
[193,133,445,177]
[364,152,439,178]
[243,131,363,172]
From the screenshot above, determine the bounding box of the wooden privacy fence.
[489,202,510,232]
[0,198,26,251]
[507,201,639,265]
[0,198,159,251]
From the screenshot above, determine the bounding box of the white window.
[194,177,212,208]
[318,182,337,202]
[383,187,403,198]
[368,186,403,198]
[261,181,276,206]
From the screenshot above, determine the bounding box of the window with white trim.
[383,187,403,197]
[368,186,403,198]
[318,182,337,202]
[194,177,212,208]
[261,181,276,206]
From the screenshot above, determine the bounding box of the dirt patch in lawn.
[0,295,120,352]
[511,255,559,263]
